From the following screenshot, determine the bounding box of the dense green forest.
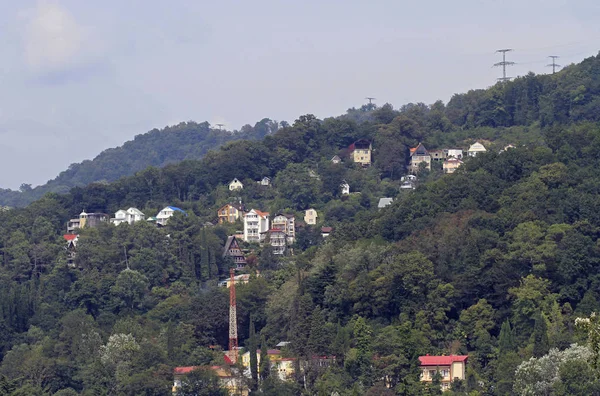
[1,53,600,395]
[0,119,279,208]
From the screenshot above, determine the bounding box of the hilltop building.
[304,208,318,225]
[340,181,350,195]
[67,211,108,233]
[229,178,244,191]
[223,236,247,268]
[271,213,295,244]
[258,177,271,186]
[217,203,244,224]
[443,158,463,174]
[331,155,342,164]
[378,198,393,209]
[156,206,187,226]
[110,207,145,225]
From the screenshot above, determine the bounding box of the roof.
[273,213,294,219]
[223,236,238,257]
[127,207,144,215]
[321,226,333,233]
[63,234,78,241]
[418,355,468,366]
[468,142,486,152]
[167,206,187,214]
[444,158,463,164]
[247,209,269,218]
[410,143,429,157]
[378,198,394,208]
[174,366,197,375]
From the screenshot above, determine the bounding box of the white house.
[467,142,487,157]
[331,155,342,164]
[446,148,464,159]
[340,181,350,195]
[243,209,270,243]
[401,175,417,182]
[156,206,187,226]
[401,181,416,190]
[111,207,145,225]
[259,177,271,186]
[378,198,393,209]
[229,178,244,191]
[304,208,318,225]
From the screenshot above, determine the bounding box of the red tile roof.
[63,234,77,241]
[418,355,468,366]
[174,366,197,375]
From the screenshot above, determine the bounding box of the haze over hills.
[2,53,600,394]
[0,119,280,207]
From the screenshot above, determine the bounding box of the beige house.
[229,178,244,190]
[350,139,372,166]
[419,355,468,392]
[272,213,295,244]
[443,158,463,174]
[304,208,318,225]
[467,142,486,157]
[240,349,295,381]
[409,143,431,173]
[217,203,244,224]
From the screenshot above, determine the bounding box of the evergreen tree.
[260,335,270,382]
[498,320,516,353]
[249,320,258,391]
[307,306,329,355]
[532,312,550,358]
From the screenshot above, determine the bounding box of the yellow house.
[172,366,247,395]
[218,203,244,224]
[240,349,296,381]
[419,355,468,392]
[350,139,372,166]
[304,208,318,225]
[443,158,463,174]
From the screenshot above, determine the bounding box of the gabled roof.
[468,142,486,152]
[223,236,241,258]
[273,213,294,219]
[127,207,144,215]
[246,209,269,218]
[419,355,468,366]
[63,234,78,241]
[321,226,333,233]
[410,143,429,157]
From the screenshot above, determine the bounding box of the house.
[409,143,431,173]
[401,174,417,182]
[340,181,350,195]
[304,208,318,225]
[110,207,145,225]
[223,236,247,268]
[378,198,393,209]
[217,203,244,224]
[261,229,288,255]
[467,142,486,157]
[272,213,295,244]
[229,178,244,191]
[243,209,270,243]
[446,148,464,159]
[240,349,295,381]
[443,158,463,174]
[331,155,342,164]
[321,226,333,238]
[67,211,109,233]
[156,206,187,226]
[419,355,468,392]
[218,273,251,288]
[400,181,416,190]
[258,177,271,186]
[173,366,247,395]
[349,139,372,166]
[63,234,78,267]
[429,149,446,161]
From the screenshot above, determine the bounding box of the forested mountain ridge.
[0,119,279,208]
[1,54,600,395]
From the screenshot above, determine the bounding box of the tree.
[259,335,270,382]
[498,320,516,353]
[249,320,258,391]
[111,269,149,311]
[532,312,550,358]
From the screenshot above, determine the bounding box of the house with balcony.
[446,148,464,159]
[229,178,244,191]
[243,209,270,243]
[409,143,431,173]
[217,203,244,224]
[110,207,145,225]
[304,208,318,225]
[261,229,288,255]
[156,206,187,226]
[419,355,468,392]
[349,139,372,166]
[222,236,247,268]
[271,213,295,244]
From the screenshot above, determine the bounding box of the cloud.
[21,1,104,79]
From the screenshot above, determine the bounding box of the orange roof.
[63,234,77,241]
[419,355,468,366]
[174,366,197,375]
[410,147,417,154]
[255,210,269,218]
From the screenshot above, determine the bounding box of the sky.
[0,0,599,189]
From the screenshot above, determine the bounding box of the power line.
[547,55,561,74]
[494,49,515,82]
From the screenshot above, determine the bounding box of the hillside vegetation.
[0,119,279,207]
[0,53,600,395]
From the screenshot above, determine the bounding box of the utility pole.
[216,123,224,130]
[494,49,515,82]
[547,56,561,74]
[228,268,238,364]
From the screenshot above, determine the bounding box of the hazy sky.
[1,1,599,189]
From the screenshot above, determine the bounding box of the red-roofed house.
[63,234,79,267]
[243,209,270,243]
[419,355,468,391]
[409,143,431,173]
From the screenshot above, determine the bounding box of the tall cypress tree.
[532,312,550,358]
[248,320,258,391]
[498,320,516,353]
[259,335,270,382]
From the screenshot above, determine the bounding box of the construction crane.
[228,268,238,364]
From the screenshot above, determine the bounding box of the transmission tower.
[494,49,515,82]
[228,268,238,364]
[547,56,561,74]
[365,97,376,104]
[216,123,224,130]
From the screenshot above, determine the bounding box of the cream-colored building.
[350,139,372,166]
[409,143,431,173]
[419,355,468,392]
[467,142,486,157]
[229,178,244,190]
[243,209,270,243]
[304,208,318,225]
[443,158,463,174]
[240,350,295,381]
[272,213,295,244]
[217,203,244,224]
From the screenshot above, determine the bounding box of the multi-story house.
[429,149,446,161]
[243,209,269,243]
[467,142,486,157]
[67,211,109,233]
[349,139,372,166]
[443,158,463,174]
[222,236,247,268]
[156,206,187,226]
[419,355,468,392]
[304,208,318,225]
[446,148,464,159]
[217,203,244,224]
[229,178,244,190]
[271,213,295,244]
[261,229,288,255]
[110,207,145,225]
[240,349,295,381]
[409,143,431,173]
